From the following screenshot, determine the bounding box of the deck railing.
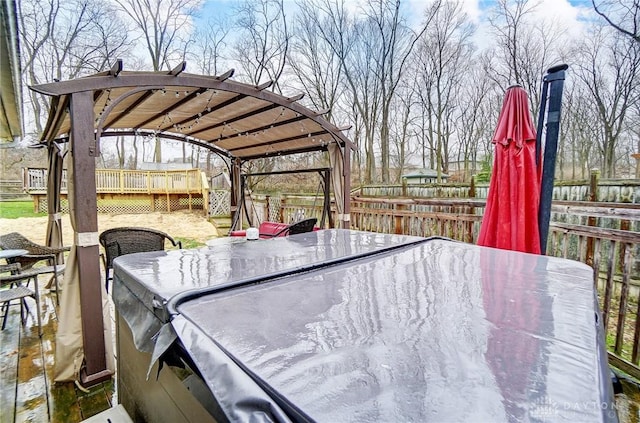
[24,168,204,194]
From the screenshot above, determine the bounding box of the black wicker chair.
[287,217,318,235]
[0,263,43,336]
[99,227,182,292]
[0,232,70,305]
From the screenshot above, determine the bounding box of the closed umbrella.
[45,142,65,262]
[478,85,541,254]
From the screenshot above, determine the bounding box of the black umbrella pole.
[538,64,568,254]
[535,80,549,167]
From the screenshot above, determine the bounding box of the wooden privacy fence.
[358,175,640,204]
[23,168,208,214]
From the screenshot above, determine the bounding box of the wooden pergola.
[31,61,354,387]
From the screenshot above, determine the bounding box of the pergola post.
[343,145,351,229]
[69,91,110,385]
[230,158,242,230]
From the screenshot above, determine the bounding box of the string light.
[96,89,113,123]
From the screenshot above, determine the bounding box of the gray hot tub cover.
[113,230,617,422]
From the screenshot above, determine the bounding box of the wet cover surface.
[113,229,425,315]
[174,238,617,422]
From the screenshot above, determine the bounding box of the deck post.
[586,169,599,267]
[165,171,170,212]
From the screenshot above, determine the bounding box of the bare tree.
[592,0,640,43]
[19,0,130,135]
[413,0,474,181]
[486,0,564,109]
[308,0,440,183]
[299,0,378,182]
[289,1,343,119]
[557,82,589,178]
[389,80,419,178]
[190,17,231,76]
[364,0,439,183]
[454,57,499,181]
[342,13,382,183]
[233,0,289,93]
[113,0,200,70]
[114,0,201,162]
[573,26,640,177]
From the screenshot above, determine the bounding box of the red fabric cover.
[477,86,541,254]
[258,222,290,238]
[229,221,290,238]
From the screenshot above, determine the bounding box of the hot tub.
[112,229,617,422]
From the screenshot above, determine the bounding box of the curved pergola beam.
[31,71,354,152]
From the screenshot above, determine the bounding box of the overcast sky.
[193,0,595,52]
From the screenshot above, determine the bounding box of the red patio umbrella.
[478,85,541,254]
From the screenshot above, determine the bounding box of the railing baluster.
[615,243,631,355]
[592,238,601,289]
[603,240,616,333]
[578,235,587,262]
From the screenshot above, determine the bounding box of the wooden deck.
[22,168,209,215]
[0,284,114,423]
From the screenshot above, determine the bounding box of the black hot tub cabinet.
[112,229,618,422]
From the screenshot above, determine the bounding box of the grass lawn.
[0,201,44,218]
[0,201,206,247]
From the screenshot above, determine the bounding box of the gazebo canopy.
[32,61,353,159]
[30,62,354,388]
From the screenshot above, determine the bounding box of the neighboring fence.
[23,168,208,214]
[358,176,640,204]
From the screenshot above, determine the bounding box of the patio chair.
[0,263,43,336]
[287,217,318,235]
[99,227,182,292]
[262,218,318,238]
[0,232,69,305]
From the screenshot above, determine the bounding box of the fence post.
[468,176,476,243]
[586,169,600,267]
[395,203,405,235]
